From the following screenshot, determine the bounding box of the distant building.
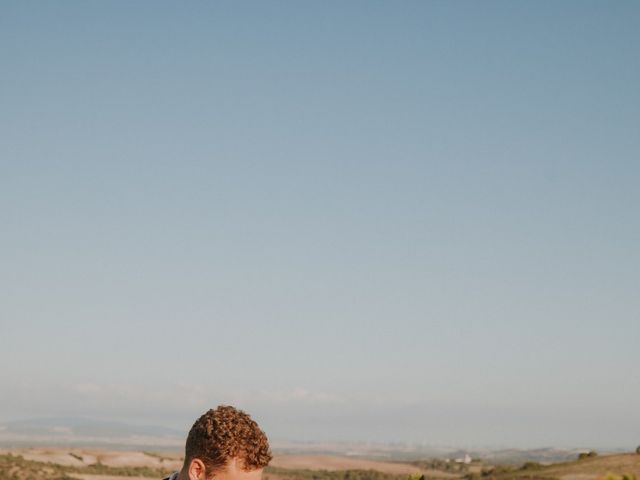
[455,454,472,464]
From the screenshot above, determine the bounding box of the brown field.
[0,448,183,470]
[0,449,423,476]
[270,455,422,475]
[1,448,639,480]
[508,453,640,480]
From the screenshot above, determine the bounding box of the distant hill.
[0,420,630,464]
[0,417,184,449]
[478,448,601,465]
[482,452,640,480]
[269,442,623,465]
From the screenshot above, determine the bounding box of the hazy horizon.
[1,1,639,450]
[0,414,632,452]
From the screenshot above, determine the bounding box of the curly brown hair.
[184,405,272,474]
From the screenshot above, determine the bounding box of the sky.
[1,1,639,449]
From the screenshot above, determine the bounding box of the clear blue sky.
[1,1,639,449]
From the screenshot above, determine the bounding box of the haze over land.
[0,418,629,465]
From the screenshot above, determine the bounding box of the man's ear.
[188,458,207,480]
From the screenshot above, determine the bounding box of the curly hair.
[184,405,272,474]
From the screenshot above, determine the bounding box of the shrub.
[407,474,425,480]
[600,473,636,480]
[578,451,597,460]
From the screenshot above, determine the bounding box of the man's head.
[181,405,272,480]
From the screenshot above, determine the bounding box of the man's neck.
[176,470,188,480]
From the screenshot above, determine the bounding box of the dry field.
[0,448,425,480]
[1,448,639,480]
[270,455,421,475]
[0,448,183,470]
[503,453,640,480]
[0,449,422,475]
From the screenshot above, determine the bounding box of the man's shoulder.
[163,472,179,480]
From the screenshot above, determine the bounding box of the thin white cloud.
[248,387,345,405]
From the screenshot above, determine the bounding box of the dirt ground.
[544,454,640,480]
[270,454,421,474]
[1,448,422,475]
[4,447,638,480]
[0,447,182,470]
